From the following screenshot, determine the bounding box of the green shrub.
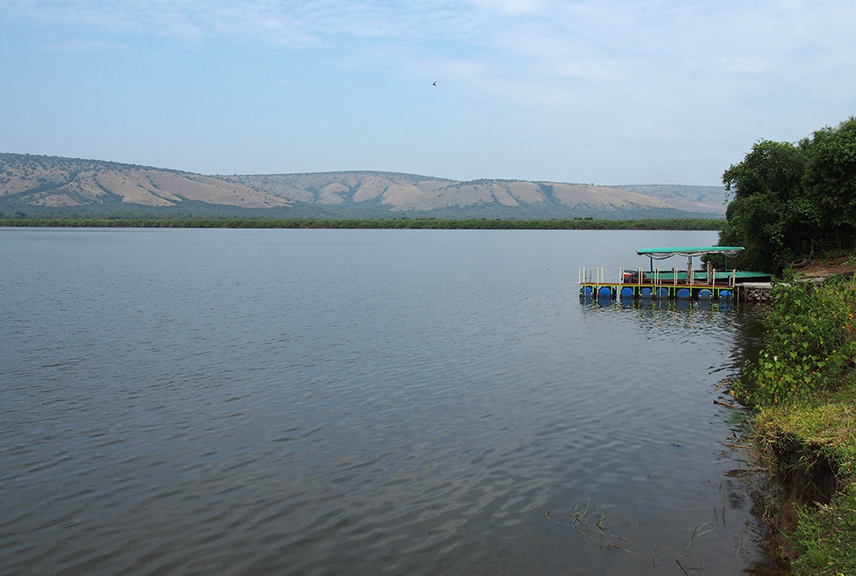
[734,274,856,406]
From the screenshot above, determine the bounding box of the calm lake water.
[1,228,778,575]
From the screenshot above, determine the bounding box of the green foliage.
[754,381,856,576]
[805,118,856,246]
[746,274,856,574]
[732,274,856,406]
[0,216,724,231]
[720,117,856,272]
[720,139,811,270]
[791,484,856,576]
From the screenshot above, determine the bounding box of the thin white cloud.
[4,0,853,121]
[471,0,551,16]
[6,0,853,75]
[2,0,855,182]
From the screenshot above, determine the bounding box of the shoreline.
[733,268,856,575]
[0,216,724,230]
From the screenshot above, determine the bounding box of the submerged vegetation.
[0,216,724,230]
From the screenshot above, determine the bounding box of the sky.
[1,1,855,185]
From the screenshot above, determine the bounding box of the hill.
[0,153,290,212]
[0,153,725,219]
[610,184,727,215]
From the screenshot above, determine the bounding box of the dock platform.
[579,267,772,302]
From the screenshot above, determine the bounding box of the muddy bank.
[750,385,856,575]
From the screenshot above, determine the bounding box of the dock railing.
[578,265,743,302]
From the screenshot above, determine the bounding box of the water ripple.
[0,229,775,575]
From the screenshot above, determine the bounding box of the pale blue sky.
[1,0,854,185]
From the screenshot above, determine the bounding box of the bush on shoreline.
[739,272,856,575]
[733,274,856,406]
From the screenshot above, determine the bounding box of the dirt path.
[793,256,856,279]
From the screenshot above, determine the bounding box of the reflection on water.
[0,228,783,575]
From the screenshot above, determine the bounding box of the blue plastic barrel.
[676,288,691,299]
[640,287,653,298]
[719,289,732,300]
[580,286,593,296]
[620,286,634,298]
[598,286,613,298]
[698,289,712,299]
[656,287,669,299]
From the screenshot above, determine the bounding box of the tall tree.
[719,140,809,271]
[804,117,856,248]
[719,117,856,272]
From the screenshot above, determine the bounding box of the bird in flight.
[432,81,437,86]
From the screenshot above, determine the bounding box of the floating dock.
[579,246,773,302]
[579,268,749,301]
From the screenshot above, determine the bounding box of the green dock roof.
[636,246,744,260]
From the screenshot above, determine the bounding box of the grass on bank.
[737,271,856,575]
[754,378,856,576]
[0,216,725,230]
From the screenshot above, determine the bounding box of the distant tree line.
[0,216,724,231]
[719,116,856,271]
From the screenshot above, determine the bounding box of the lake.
[0,227,779,575]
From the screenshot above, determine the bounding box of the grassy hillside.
[610,184,727,215]
[224,172,682,213]
[0,153,725,219]
[0,153,290,210]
